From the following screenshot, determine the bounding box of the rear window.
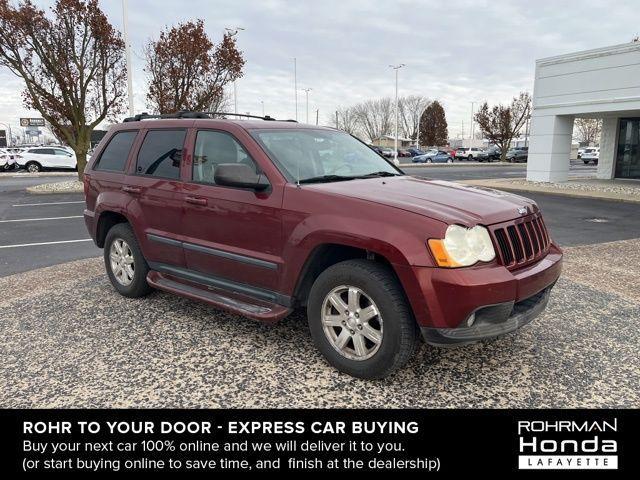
[136,130,186,180]
[94,131,137,172]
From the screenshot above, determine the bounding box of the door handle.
[185,196,207,206]
[122,185,142,194]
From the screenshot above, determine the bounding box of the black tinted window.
[193,130,256,184]
[136,130,185,179]
[95,131,137,172]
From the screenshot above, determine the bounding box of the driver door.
[180,129,283,292]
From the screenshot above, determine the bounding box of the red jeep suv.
[83,112,562,379]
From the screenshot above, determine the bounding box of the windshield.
[252,129,402,183]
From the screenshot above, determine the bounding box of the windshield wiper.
[354,171,402,178]
[298,175,356,184]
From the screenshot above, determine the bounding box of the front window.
[252,129,401,183]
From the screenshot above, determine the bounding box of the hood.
[306,176,539,226]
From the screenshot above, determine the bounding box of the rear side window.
[136,130,185,179]
[94,131,137,172]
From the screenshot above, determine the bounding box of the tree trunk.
[500,147,508,163]
[75,151,87,181]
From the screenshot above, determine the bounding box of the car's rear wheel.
[307,259,419,379]
[104,223,153,298]
[426,159,432,163]
[26,162,41,173]
[467,155,473,161]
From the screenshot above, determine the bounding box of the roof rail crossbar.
[122,111,297,123]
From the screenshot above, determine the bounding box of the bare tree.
[332,106,360,135]
[145,20,245,114]
[0,0,127,178]
[419,100,448,146]
[352,97,393,142]
[399,95,430,141]
[574,118,601,145]
[474,92,532,162]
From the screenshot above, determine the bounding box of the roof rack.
[122,110,297,123]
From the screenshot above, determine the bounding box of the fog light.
[466,313,476,327]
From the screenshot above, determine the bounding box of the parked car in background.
[577,148,586,159]
[581,147,599,164]
[0,148,21,171]
[454,147,484,160]
[407,147,425,157]
[381,147,395,158]
[483,146,501,161]
[413,149,454,163]
[17,146,77,172]
[506,147,528,163]
[397,149,412,158]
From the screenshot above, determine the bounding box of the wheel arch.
[95,210,131,248]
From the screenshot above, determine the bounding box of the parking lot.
[0,166,638,408]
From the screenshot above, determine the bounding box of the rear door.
[180,128,283,292]
[123,128,187,269]
[53,148,76,169]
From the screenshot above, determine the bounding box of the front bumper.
[394,244,562,341]
[421,284,553,346]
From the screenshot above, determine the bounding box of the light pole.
[260,100,265,116]
[225,27,245,114]
[122,0,134,116]
[300,88,312,123]
[389,64,405,163]
[293,58,298,121]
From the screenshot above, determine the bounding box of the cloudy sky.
[1,0,639,140]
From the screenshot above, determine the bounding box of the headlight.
[428,225,496,267]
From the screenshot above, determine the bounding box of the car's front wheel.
[104,223,153,298]
[307,259,419,379]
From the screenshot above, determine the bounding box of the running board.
[147,271,292,323]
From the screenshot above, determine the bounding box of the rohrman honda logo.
[517,418,618,470]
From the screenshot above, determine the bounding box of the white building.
[528,41,640,182]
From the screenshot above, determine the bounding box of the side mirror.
[214,163,270,191]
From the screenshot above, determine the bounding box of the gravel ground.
[0,239,638,408]
[505,179,640,196]
[26,180,83,194]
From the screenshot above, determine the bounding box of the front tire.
[307,259,419,379]
[104,223,153,298]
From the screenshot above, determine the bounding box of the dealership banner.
[0,409,636,474]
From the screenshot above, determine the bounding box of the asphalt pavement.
[0,174,99,276]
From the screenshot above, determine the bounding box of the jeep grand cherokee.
[83,112,562,379]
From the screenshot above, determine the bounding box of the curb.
[461,180,640,204]
[400,162,526,168]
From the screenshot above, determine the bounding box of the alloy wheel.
[321,285,383,361]
[109,238,135,286]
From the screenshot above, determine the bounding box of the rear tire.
[104,223,153,298]
[26,162,41,173]
[307,259,419,379]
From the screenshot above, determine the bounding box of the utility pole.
[260,100,265,116]
[316,109,319,126]
[300,88,312,123]
[470,102,475,140]
[389,64,405,163]
[122,0,134,116]
[225,27,245,114]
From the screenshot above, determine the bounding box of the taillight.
[83,173,90,196]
